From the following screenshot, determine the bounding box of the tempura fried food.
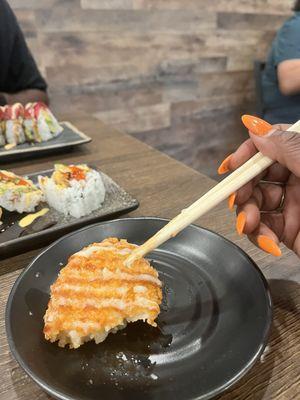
[44,237,162,348]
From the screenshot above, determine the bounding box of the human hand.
[218,115,300,257]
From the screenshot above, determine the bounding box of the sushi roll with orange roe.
[38,164,106,218]
[0,170,43,213]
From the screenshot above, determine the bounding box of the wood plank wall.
[8,0,293,178]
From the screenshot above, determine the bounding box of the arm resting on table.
[0,89,49,106]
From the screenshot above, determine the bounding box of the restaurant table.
[0,116,299,400]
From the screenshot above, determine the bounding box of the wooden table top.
[0,116,299,400]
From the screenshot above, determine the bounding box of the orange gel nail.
[257,235,281,257]
[228,193,236,211]
[218,154,232,175]
[241,115,272,136]
[236,212,246,235]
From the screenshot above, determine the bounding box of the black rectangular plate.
[0,121,91,162]
[0,168,139,259]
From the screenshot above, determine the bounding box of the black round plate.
[6,217,272,400]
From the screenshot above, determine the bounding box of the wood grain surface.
[0,116,299,400]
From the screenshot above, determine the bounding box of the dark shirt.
[0,0,47,96]
[262,12,300,124]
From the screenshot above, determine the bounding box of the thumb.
[250,129,300,178]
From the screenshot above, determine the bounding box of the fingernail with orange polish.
[236,211,246,235]
[241,115,272,136]
[228,192,236,211]
[218,154,232,175]
[257,235,282,257]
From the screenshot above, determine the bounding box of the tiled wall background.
[9,0,292,178]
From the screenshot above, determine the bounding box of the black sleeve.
[0,0,47,93]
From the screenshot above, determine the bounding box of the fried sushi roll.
[44,237,162,349]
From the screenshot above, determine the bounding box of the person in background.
[0,0,49,106]
[262,0,300,124]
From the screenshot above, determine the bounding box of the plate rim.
[0,121,91,157]
[5,216,273,400]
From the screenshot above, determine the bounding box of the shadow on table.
[215,278,300,400]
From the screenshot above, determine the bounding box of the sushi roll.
[4,103,26,145]
[23,103,41,143]
[0,170,44,213]
[0,107,6,147]
[32,102,63,141]
[38,164,106,218]
[1,102,62,147]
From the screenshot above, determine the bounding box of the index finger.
[228,122,291,170]
[229,139,257,170]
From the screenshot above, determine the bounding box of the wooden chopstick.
[125,120,300,266]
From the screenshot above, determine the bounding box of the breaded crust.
[44,237,162,348]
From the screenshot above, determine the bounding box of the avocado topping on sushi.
[0,170,44,213]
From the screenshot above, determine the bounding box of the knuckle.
[273,131,300,159]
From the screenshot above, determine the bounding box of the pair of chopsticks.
[125,117,300,266]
